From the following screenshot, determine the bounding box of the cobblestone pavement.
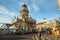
[0,33,60,40]
[0,34,34,40]
[34,33,60,40]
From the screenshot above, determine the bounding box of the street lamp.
[43,18,46,28]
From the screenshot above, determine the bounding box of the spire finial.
[22,3,27,7]
[14,16,16,19]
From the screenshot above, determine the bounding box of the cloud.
[12,0,24,6]
[26,5,31,13]
[0,5,17,16]
[0,5,19,24]
[0,17,11,23]
[31,4,39,11]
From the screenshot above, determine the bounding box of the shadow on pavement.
[0,35,26,40]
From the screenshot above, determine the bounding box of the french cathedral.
[12,4,36,32]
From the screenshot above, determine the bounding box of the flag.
[58,0,60,10]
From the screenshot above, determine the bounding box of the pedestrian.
[57,30,60,38]
[37,30,41,40]
[54,30,57,38]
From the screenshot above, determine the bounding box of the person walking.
[37,30,41,40]
[57,30,60,38]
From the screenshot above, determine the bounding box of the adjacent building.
[36,19,60,29]
[36,22,45,29]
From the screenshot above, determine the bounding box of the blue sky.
[0,0,60,24]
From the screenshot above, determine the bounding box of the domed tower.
[12,16,17,24]
[20,4,29,19]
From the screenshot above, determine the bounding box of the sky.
[0,0,60,25]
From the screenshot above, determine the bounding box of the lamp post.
[43,18,46,28]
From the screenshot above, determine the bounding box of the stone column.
[28,22,30,31]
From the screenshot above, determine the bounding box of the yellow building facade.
[36,19,60,29]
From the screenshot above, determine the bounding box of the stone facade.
[12,4,36,32]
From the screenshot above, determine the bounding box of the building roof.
[20,4,29,13]
[36,22,45,25]
[22,4,27,7]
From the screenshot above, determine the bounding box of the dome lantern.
[20,4,29,19]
